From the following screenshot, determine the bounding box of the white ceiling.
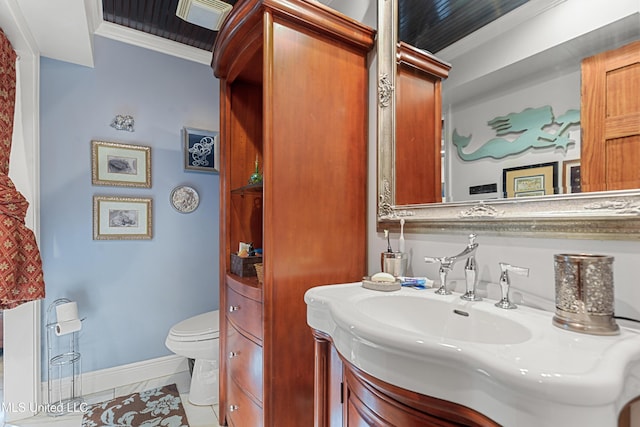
[15,0,97,67]
[4,0,639,87]
[8,0,97,67]
[7,0,215,67]
[439,0,640,107]
[7,0,373,68]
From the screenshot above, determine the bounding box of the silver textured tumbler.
[552,254,619,335]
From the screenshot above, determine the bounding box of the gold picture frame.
[93,196,153,240]
[92,140,152,187]
[502,162,558,198]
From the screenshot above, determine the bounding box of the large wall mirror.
[377,0,640,239]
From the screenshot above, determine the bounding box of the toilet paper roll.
[55,319,82,336]
[56,301,79,322]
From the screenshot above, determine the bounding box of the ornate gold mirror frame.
[376,0,640,240]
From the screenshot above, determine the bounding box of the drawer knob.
[229,404,239,412]
[229,351,239,359]
[229,305,240,312]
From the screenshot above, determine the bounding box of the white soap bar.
[371,272,395,282]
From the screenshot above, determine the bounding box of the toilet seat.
[165,310,220,405]
[168,311,219,342]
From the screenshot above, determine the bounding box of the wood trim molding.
[397,41,451,79]
[212,0,375,78]
[312,330,332,427]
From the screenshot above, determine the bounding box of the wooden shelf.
[231,183,263,195]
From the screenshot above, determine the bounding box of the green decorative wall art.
[453,106,580,161]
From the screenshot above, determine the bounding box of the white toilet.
[165,310,220,406]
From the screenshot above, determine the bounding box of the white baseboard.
[42,354,190,402]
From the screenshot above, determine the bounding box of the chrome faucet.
[460,234,481,301]
[425,234,479,295]
[495,262,529,309]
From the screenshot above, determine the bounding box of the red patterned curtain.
[0,28,45,309]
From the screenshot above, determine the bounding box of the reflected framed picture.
[502,162,558,198]
[92,140,151,188]
[93,196,153,240]
[183,127,219,173]
[563,159,581,194]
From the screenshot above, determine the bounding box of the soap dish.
[362,277,401,292]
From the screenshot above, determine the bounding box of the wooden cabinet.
[224,277,263,426]
[226,278,263,414]
[312,331,500,427]
[212,1,375,425]
[394,42,450,205]
[228,372,263,427]
[581,40,640,192]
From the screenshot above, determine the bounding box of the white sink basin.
[354,294,532,345]
[305,282,640,427]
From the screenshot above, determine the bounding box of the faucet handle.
[501,262,529,278]
[495,262,529,309]
[461,256,481,302]
[468,233,477,246]
[424,256,453,295]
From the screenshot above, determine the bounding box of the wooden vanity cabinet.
[312,331,500,427]
[394,42,450,205]
[212,1,375,425]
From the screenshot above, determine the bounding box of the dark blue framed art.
[183,127,219,173]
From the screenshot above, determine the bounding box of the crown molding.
[94,21,213,66]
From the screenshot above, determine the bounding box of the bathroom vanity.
[306,283,640,427]
[212,1,375,425]
[312,330,498,426]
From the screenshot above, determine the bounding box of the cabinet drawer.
[227,377,263,427]
[227,322,263,403]
[227,286,262,340]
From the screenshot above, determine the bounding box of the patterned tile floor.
[0,361,223,427]
[2,399,222,427]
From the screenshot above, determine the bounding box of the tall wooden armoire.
[394,42,450,205]
[211,1,375,425]
[581,40,640,192]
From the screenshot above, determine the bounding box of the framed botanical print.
[92,140,151,188]
[93,196,152,240]
[503,162,558,198]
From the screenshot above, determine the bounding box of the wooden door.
[581,40,640,192]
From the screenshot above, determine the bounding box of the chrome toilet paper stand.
[46,298,85,416]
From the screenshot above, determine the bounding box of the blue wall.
[39,36,220,375]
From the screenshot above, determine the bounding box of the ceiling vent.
[176,0,233,31]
